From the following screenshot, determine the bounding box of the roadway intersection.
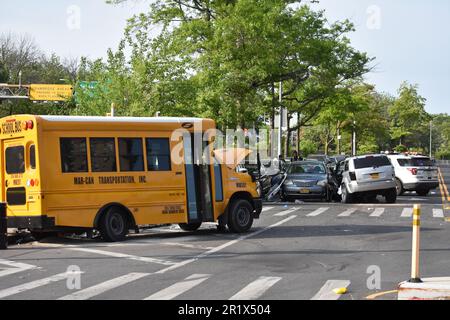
[0,165,449,301]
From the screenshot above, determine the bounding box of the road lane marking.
[0,272,79,299]
[338,208,357,217]
[68,247,175,266]
[311,280,351,300]
[433,209,444,218]
[0,259,37,278]
[438,168,449,202]
[370,208,385,218]
[229,276,282,300]
[262,207,274,213]
[59,273,149,300]
[307,207,329,217]
[274,207,299,217]
[401,208,413,218]
[145,274,210,300]
[154,215,297,274]
[162,242,214,250]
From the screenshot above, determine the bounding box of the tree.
[0,61,7,82]
[389,82,430,146]
[107,0,371,132]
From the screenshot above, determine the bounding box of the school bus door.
[2,139,28,214]
[183,133,214,223]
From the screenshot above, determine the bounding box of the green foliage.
[394,145,408,153]
[299,139,317,158]
[0,62,7,82]
[389,82,430,145]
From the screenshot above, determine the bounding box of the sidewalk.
[398,278,450,300]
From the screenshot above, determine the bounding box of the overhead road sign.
[29,84,73,101]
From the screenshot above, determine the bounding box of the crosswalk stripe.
[370,208,385,217]
[262,207,274,213]
[0,259,37,278]
[145,274,210,300]
[68,247,175,266]
[307,207,329,217]
[401,208,413,218]
[229,276,281,300]
[274,207,299,217]
[338,208,357,217]
[433,209,444,218]
[0,272,73,299]
[311,280,351,300]
[59,273,149,300]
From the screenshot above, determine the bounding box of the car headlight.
[317,179,328,187]
[284,179,294,186]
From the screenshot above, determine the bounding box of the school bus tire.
[178,222,202,231]
[227,199,254,233]
[99,206,129,242]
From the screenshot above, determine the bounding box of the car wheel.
[227,199,254,233]
[395,178,404,196]
[179,222,202,231]
[341,184,353,204]
[416,189,430,197]
[99,207,129,242]
[385,188,397,204]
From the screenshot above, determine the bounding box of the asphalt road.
[0,165,449,301]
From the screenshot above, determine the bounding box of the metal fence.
[437,160,450,166]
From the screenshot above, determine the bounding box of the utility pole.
[278,82,283,158]
[429,120,433,158]
[352,121,357,157]
[337,127,341,155]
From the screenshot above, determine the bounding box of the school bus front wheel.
[227,199,254,233]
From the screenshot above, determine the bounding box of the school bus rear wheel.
[99,207,129,242]
[227,199,254,233]
[178,222,202,231]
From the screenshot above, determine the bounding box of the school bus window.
[118,138,144,172]
[90,138,117,172]
[60,138,88,173]
[30,145,36,169]
[6,146,25,174]
[146,138,171,171]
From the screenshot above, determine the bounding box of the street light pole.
[278,82,283,158]
[429,120,433,158]
[352,121,357,157]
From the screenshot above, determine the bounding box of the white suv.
[338,154,397,203]
[387,155,439,196]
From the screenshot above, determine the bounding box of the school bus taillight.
[22,120,34,130]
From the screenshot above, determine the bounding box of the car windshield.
[397,157,434,167]
[354,156,391,169]
[289,163,326,174]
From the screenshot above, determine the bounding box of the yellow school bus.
[1,115,262,241]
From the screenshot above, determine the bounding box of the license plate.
[370,173,380,180]
[299,189,310,194]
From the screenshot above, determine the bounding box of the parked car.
[282,161,334,202]
[387,154,439,196]
[336,154,397,203]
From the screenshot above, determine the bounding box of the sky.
[0,0,449,114]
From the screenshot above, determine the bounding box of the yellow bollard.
[409,204,422,283]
